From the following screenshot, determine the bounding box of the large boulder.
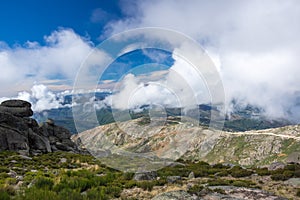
[133,171,158,181]
[0,126,29,154]
[0,99,80,155]
[0,100,33,117]
[1,100,32,108]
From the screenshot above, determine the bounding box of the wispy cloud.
[103,0,300,121]
[0,28,107,96]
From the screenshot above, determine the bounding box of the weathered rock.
[151,190,197,200]
[1,100,32,108]
[286,152,300,164]
[0,100,80,155]
[46,118,55,125]
[166,176,181,184]
[0,126,29,154]
[134,171,158,181]
[0,112,29,132]
[188,171,195,179]
[268,162,285,171]
[284,178,300,187]
[0,106,33,117]
[28,129,51,153]
[206,186,288,200]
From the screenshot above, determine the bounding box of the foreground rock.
[151,187,288,200]
[0,100,79,155]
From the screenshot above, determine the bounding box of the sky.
[1,0,300,122]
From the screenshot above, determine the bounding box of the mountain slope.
[72,117,300,167]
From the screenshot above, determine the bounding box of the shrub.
[0,167,10,173]
[0,191,10,200]
[58,188,82,200]
[297,188,300,197]
[187,184,203,194]
[0,172,9,179]
[271,173,289,181]
[216,170,229,177]
[207,179,230,186]
[294,169,300,177]
[255,168,271,176]
[136,181,156,191]
[86,187,108,200]
[229,166,252,178]
[17,188,59,200]
[34,177,54,190]
[0,185,15,196]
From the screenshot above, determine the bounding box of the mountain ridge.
[73,116,300,168]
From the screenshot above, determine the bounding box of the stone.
[18,155,32,160]
[151,190,196,200]
[46,118,55,125]
[8,170,17,178]
[16,175,24,181]
[60,158,67,163]
[1,100,31,108]
[286,152,300,164]
[0,100,80,155]
[0,126,29,153]
[268,162,285,171]
[284,178,300,187]
[28,129,52,153]
[134,171,158,181]
[0,106,33,117]
[188,171,195,179]
[166,176,181,184]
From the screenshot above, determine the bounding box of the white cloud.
[106,52,209,111]
[104,0,300,121]
[0,84,72,112]
[0,28,99,96]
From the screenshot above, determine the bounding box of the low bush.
[229,166,253,178]
[187,184,204,194]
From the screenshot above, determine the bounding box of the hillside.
[73,116,300,168]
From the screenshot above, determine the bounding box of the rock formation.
[0,99,79,155]
[74,116,300,167]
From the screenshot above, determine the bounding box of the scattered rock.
[188,171,195,179]
[46,118,55,126]
[16,175,24,181]
[8,170,17,178]
[60,158,67,163]
[152,190,196,200]
[166,176,181,184]
[0,100,80,155]
[134,171,158,181]
[286,152,300,164]
[206,186,288,200]
[268,162,285,171]
[18,155,32,160]
[284,178,300,187]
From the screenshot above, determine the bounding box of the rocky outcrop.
[74,117,300,167]
[151,187,288,200]
[0,100,79,155]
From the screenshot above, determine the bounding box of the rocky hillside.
[0,100,79,155]
[73,116,300,167]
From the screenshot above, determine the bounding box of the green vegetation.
[0,151,299,199]
[297,188,300,197]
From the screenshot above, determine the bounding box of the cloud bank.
[0,84,71,112]
[0,28,95,96]
[104,0,300,122]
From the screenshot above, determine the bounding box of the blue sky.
[0,0,300,121]
[0,0,122,46]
